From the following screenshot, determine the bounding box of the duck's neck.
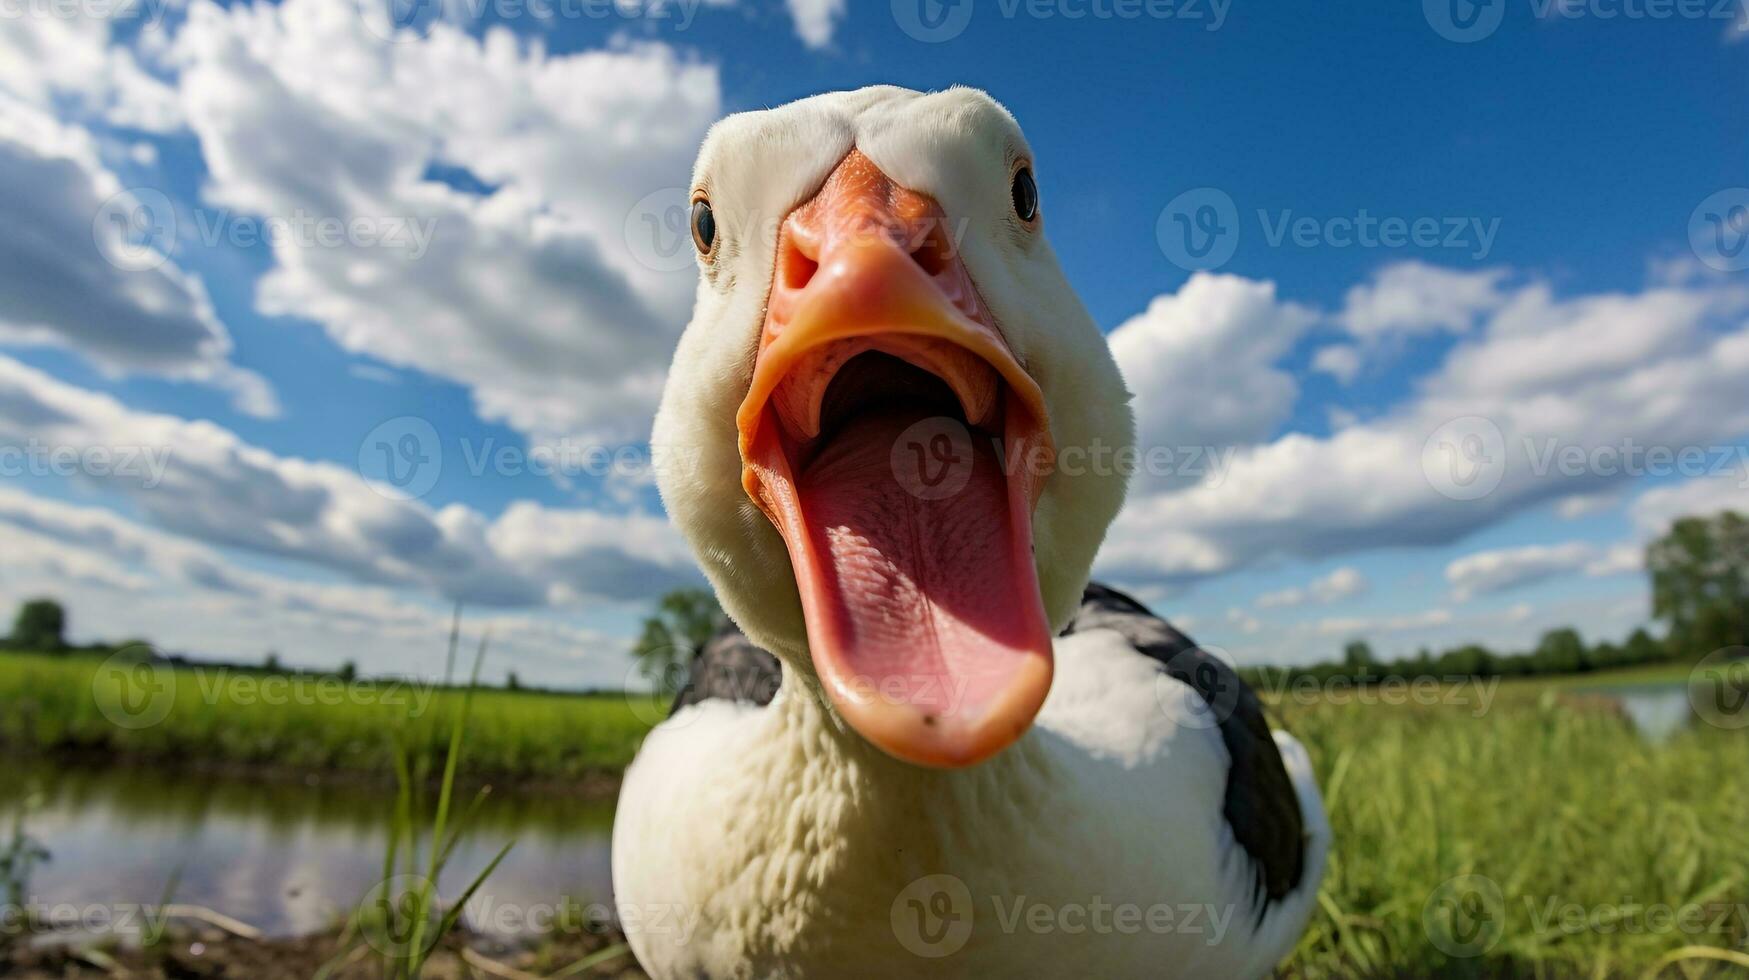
[727,672,1064,900]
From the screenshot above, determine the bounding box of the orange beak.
[735,150,1056,768]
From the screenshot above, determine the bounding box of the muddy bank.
[4,925,650,979]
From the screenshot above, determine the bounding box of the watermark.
[92,188,175,273]
[1689,647,1749,730]
[90,644,438,731]
[1690,188,1749,273]
[1422,416,1507,502]
[1526,896,1749,938]
[1,900,180,940]
[621,187,973,274]
[0,439,171,488]
[0,0,174,28]
[356,874,445,959]
[1423,874,1507,957]
[892,0,1229,43]
[886,416,1238,501]
[1157,188,1501,271]
[1422,419,1749,501]
[891,874,975,956]
[91,646,176,730]
[1424,875,1749,957]
[354,0,709,43]
[359,416,444,499]
[1424,0,1746,42]
[889,875,1239,958]
[357,418,674,500]
[639,650,977,731]
[92,191,438,272]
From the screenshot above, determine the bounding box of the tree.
[263,652,283,673]
[506,671,522,692]
[1342,640,1377,679]
[1648,511,1749,658]
[632,589,726,696]
[337,661,358,682]
[1534,627,1589,674]
[9,599,66,652]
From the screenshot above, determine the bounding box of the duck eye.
[690,199,716,254]
[1011,167,1038,223]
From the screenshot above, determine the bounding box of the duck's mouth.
[735,149,1055,768]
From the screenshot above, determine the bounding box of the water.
[1603,684,1697,741]
[0,759,615,940]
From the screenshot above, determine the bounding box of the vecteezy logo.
[1155,645,1241,730]
[92,646,175,730]
[357,0,443,42]
[358,416,442,499]
[1421,416,1506,501]
[1691,647,1749,730]
[92,188,176,272]
[1423,0,1505,42]
[1423,874,1505,957]
[1156,188,1239,272]
[893,0,974,42]
[890,874,974,958]
[623,187,698,274]
[1689,189,1749,273]
[891,416,976,501]
[357,875,445,959]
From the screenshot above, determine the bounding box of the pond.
[0,758,616,942]
[1572,671,1747,741]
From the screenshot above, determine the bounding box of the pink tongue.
[790,409,1049,720]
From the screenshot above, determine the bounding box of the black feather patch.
[1062,582,1307,914]
[669,623,782,713]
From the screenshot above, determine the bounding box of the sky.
[0,0,1746,687]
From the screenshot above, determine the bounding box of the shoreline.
[0,743,626,802]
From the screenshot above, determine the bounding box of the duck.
[613,84,1330,979]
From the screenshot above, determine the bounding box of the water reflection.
[0,758,614,939]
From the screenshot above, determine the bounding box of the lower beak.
[735,150,1055,768]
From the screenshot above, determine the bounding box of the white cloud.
[1445,541,1598,601]
[0,355,697,607]
[0,99,274,414]
[0,1,184,133]
[786,0,845,47]
[1311,344,1362,384]
[164,0,722,442]
[1102,270,1749,588]
[1338,261,1509,339]
[1630,474,1749,535]
[1554,490,1619,519]
[0,488,631,685]
[1312,608,1451,638]
[1108,273,1318,485]
[1255,566,1368,609]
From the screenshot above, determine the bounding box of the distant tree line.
[1242,510,1749,688]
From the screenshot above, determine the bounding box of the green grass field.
[2,650,1745,977]
[0,650,661,785]
[1275,679,1749,978]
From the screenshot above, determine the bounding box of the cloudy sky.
[1,0,1745,686]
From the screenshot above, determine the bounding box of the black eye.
[1011,167,1038,223]
[690,199,715,254]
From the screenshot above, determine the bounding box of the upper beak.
[734,149,1056,768]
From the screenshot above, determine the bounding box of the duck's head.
[652,85,1133,769]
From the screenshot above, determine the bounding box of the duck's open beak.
[736,149,1055,768]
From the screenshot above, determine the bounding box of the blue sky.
[0,0,1745,686]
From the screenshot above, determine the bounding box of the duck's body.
[614,585,1329,978]
[617,85,1329,979]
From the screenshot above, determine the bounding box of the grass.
[1275,679,1749,978]
[0,649,663,787]
[2,647,1745,977]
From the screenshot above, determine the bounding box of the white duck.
[614,85,1329,979]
